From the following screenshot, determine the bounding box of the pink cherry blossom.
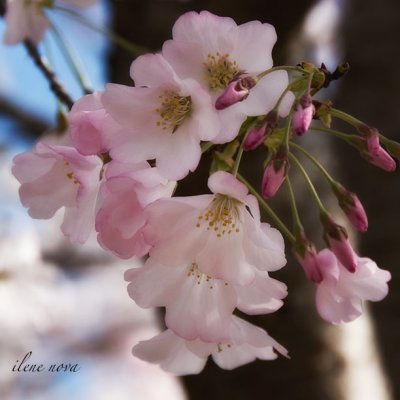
[3,0,49,45]
[125,258,286,342]
[3,0,98,45]
[315,249,391,324]
[96,161,175,259]
[131,178,287,339]
[103,53,220,180]
[68,92,124,157]
[144,171,287,287]
[162,10,294,143]
[12,142,102,243]
[132,316,288,375]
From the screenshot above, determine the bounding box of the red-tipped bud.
[321,214,357,272]
[261,150,288,199]
[215,76,258,110]
[333,183,368,232]
[243,112,278,151]
[293,233,323,283]
[357,127,397,171]
[365,129,396,171]
[292,94,315,136]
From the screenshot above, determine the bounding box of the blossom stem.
[290,142,335,186]
[330,107,364,128]
[283,113,293,151]
[310,127,353,141]
[273,85,292,114]
[257,65,306,80]
[310,126,349,140]
[307,71,314,91]
[49,20,93,94]
[23,40,74,109]
[310,127,365,153]
[232,145,244,177]
[237,173,296,243]
[285,176,303,234]
[201,141,214,154]
[289,153,328,215]
[43,37,69,119]
[53,5,147,56]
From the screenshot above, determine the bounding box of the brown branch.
[23,40,74,110]
[1,2,74,109]
[0,96,49,138]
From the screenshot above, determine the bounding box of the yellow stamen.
[204,52,239,91]
[155,89,192,132]
[196,194,242,237]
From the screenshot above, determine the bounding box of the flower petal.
[133,330,207,375]
[236,271,287,315]
[239,70,290,116]
[130,53,181,87]
[207,171,248,201]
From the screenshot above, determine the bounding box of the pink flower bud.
[261,151,288,199]
[296,250,323,283]
[215,76,258,110]
[333,183,368,232]
[293,231,323,283]
[344,195,368,232]
[294,236,323,283]
[292,95,315,136]
[243,112,278,151]
[361,127,396,171]
[321,215,357,272]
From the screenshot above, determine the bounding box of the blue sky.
[0,1,109,150]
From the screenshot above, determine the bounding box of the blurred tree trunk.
[107,1,350,399]
[335,0,400,397]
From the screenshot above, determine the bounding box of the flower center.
[203,52,239,91]
[64,161,79,185]
[216,343,232,353]
[196,194,242,237]
[186,262,229,289]
[155,89,192,133]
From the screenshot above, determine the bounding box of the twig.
[0,96,49,137]
[23,40,74,110]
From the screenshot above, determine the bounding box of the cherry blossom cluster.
[7,9,394,375]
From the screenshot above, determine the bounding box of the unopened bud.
[333,183,368,232]
[380,136,400,162]
[292,95,315,136]
[321,214,357,272]
[365,128,396,171]
[243,112,278,151]
[261,150,288,199]
[215,76,258,110]
[293,232,323,283]
[356,126,396,171]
